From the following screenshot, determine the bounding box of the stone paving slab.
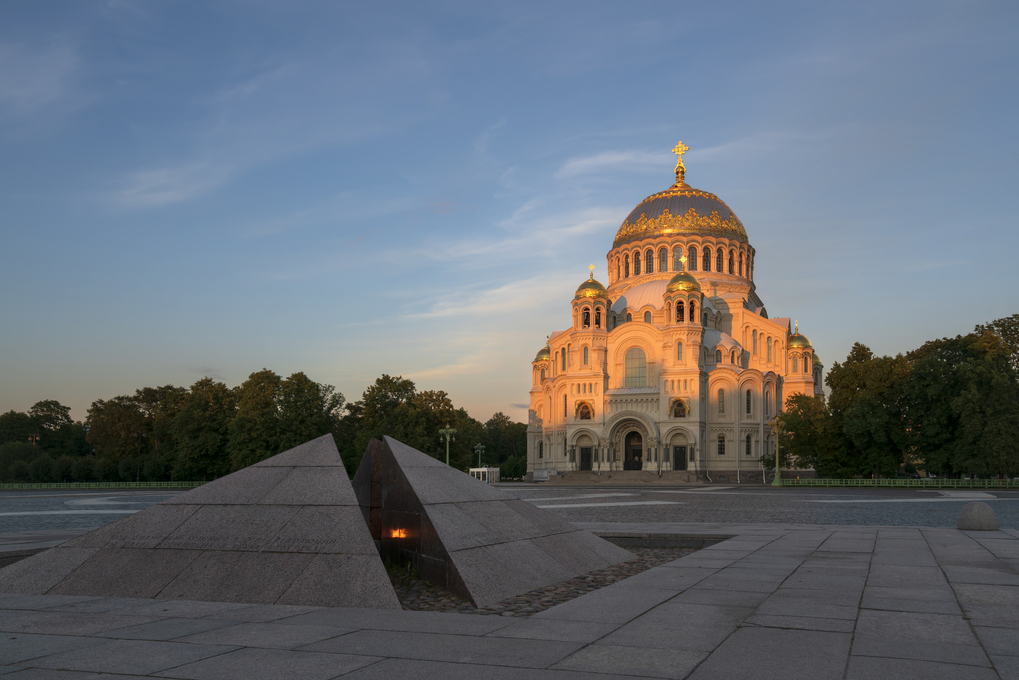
[3,522,1019,679]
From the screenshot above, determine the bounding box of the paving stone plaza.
[2,441,1019,679]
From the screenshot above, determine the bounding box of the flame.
[389,528,406,538]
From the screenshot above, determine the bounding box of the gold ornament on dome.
[614,206,748,247]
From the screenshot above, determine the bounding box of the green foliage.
[171,378,237,481]
[0,410,34,445]
[0,442,36,482]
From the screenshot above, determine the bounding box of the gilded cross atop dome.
[678,252,688,272]
[588,264,595,280]
[672,141,689,185]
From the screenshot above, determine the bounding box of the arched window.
[677,342,683,361]
[739,253,744,276]
[645,249,654,274]
[689,301,696,320]
[703,312,708,327]
[673,400,686,418]
[676,301,685,322]
[595,308,601,328]
[746,389,752,414]
[540,368,545,381]
[563,394,567,417]
[731,350,738,365]
[717,249,724,272]
[753,330,758,355]
[624,348,647,387]
[792,357,798,373]
[611,314,617,329]
[659,248,668,272]
[715,349,722,363]
[626,312,632,322]
[582,309,590,328]
[746,434,752,456]
[644,311,652,324]
[718,389,725,413]
[703,247,711,271]
[633,251,641,275]
[624,255,630,278]
[578,403,592,420]
[765,389,771,416]
[561,348,566,371]
[538,441,543,458]
[616,258,621,281]
[688,246,697,271]
[583,346,589,365]
[767,338,773,362]
[717,434,725,455]
[729,251,734,274]
[673,248,683,271]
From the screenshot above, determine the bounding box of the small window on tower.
[703,247,711,271]
[739,253,744,276]
[677,301,685,322]
[746,434,752,456]
[717,249,723,272]
[582,309,590,328]
[673,248,683,271]
[595,308,601,328]
[626,312,632,322]
[624,255,630,277]
[644,311,652,323]
[718,389,725,414]
[633,251,641,275]
[717,434,725,455]
[583,347,589,365]
[688,246,698,271]
[715,349,722,363]
[677,342,683,361]
[645,249,654,274]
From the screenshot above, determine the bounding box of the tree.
[277,372,343,451]
[975,314,1019,373]
[826,343,909,477]
[170,378,237,480]
[905,330,1019,477]
[134,385,188,459]
[0,410,34,446]
[86,396,146,460]
[28,400,73,431]
[228,369,282,469]
[774,394,846,476]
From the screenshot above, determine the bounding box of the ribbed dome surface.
[614,184,747,248]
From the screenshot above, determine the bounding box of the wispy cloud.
[555,150,672,178]
[0,40,89,127]
[405,272,575,320]
[111,161,235,208]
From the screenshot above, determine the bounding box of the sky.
[1,0,1017,424]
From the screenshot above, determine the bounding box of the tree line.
[774,314,1019,479]
[0,371,527,483]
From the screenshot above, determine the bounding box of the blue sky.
[2,1,1017,423]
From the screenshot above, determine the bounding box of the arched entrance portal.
[624,431,643,470]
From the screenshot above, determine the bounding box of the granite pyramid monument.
[0,434,399,609]
[353,436,635,607]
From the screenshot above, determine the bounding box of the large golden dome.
[613,144,747,248]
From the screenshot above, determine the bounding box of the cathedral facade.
[527,143,823,480]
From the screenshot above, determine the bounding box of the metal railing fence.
[782,478,1019,489]
[0,481,205,490]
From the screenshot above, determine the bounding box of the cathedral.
[527,142,824,481]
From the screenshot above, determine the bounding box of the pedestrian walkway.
[3,523,1019,679]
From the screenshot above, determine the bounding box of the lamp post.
[439,424,457,466]
[769,417,783,487]
[474,443,485,468]
[28,434,40,448]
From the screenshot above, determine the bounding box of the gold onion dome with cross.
[788,321,812,348]
[575,264,609,300]
[613,141,747,248]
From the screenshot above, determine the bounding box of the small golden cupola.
[533,345,551,362]
[788,321,812,348]
[666,271,701,294]
[575,264,609,300]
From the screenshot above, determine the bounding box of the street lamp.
[474,443,485,468]
[438,424,457,466]
[768,417,782,487]
[28,434,40,448]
